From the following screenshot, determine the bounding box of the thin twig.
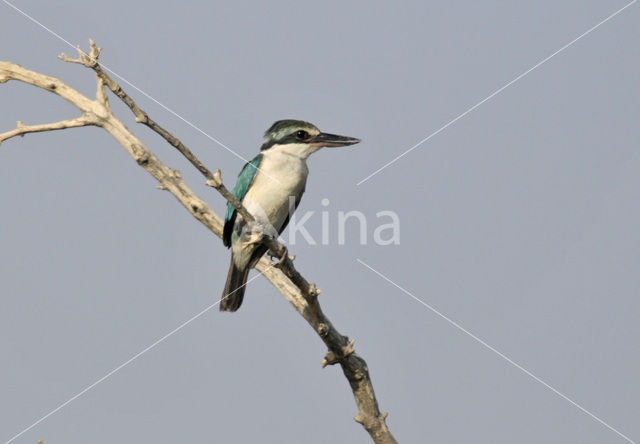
[0,115,96,145]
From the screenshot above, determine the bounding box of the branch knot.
[321,339,356,368]
[131,144,150,165]
[205,169,223,188]
[317,323,329,337]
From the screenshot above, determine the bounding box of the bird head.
[260,119,360,158]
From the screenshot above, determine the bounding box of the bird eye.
[295,130,309,140]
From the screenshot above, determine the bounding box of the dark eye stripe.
[260,129,312,151]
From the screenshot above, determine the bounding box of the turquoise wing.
[223,154,262,247]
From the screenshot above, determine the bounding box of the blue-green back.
[225,154,262,222]
[223,154,262,247]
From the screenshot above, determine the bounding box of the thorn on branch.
[155,184,167,191]
[343,338,355,358]
[134,113,149,124]
[308,283,322,298]
[322,350,339,368]
[321,339,356,368]
[205,169,223,188]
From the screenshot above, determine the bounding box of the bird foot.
[273,246,290,269]
[241,224,265,248]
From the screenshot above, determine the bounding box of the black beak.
[311,132,361,148]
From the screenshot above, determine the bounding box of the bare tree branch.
[61,41,217,188]
[0,116,96,145]
[0,43,397,444]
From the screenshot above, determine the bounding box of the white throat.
[271,142,321,160]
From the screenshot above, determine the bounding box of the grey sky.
[1,1,639,443]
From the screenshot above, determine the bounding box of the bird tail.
[220,257,249,312]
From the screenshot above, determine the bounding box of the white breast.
[242,149,309,234]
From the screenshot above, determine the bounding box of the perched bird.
[221,119,360,311]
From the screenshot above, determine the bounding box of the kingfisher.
[220,119,360,311]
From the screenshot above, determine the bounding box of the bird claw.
[274,246,289,269]
[241,234,263,249]
[241,224,265,249]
